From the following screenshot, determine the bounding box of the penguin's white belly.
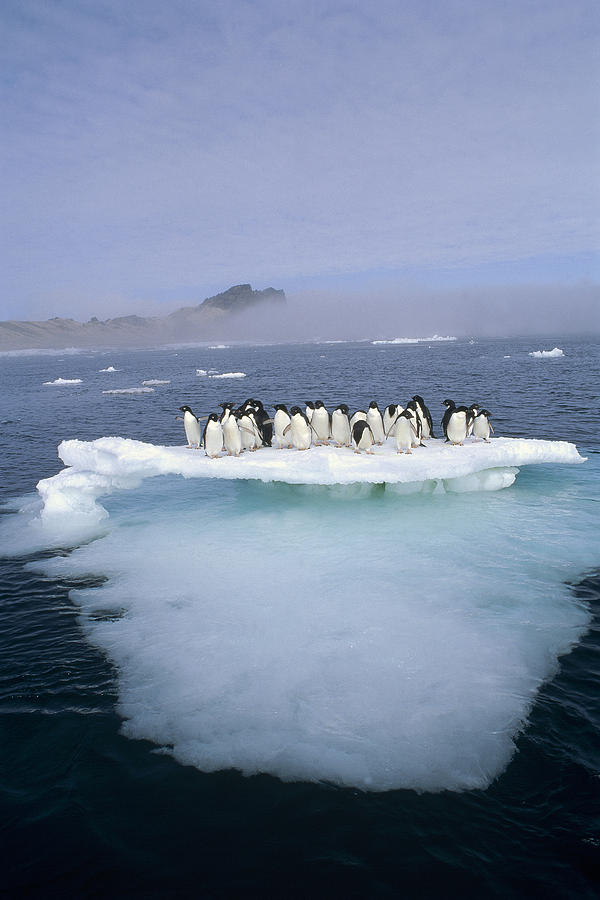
[331,413,350,445]
[394,418,413,451]
[367,411,385,443]
[274,411,291,447]
[222,419,242,455]
[183,412,201,446]
[473,416,490,440]
[240,417,257,450]
[204,423,223,457]
[447,411,468,443]
[312,409,330,441]
[291,419,311,450]
[418,409,431,438]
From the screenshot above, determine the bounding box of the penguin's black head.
[406,399,417,410]
[274,403,288,412]
[469,403,479,412]
[386,404,396,414]
[413,395,424,405]
[290,405,302,415]
[480,409,491,417]
[254,400,264,410]
[443,399,455,407]
[369,401,379,409]
[208,413,219,422]
[337,403,349,414]
[179,405,192,412]
[218,401,234,409]
[305,401,315,409]
[314,400,324,408]
[399,409,412,419]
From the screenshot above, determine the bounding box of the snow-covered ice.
[43,377,83,385]
[372,335,457,344]
[529,347,565,358]
[102,387,155,395]
[141,379,170,385]
[208,372,246,379]
[99,365,118,372]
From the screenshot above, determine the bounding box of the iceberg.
[43,377,83,385]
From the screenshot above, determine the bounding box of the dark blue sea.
[1,336,599,898]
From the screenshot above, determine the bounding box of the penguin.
[466,404,479,437]
[218,402,235,424]
[222,409,243,456]
[442,401,473,446]
[412,395,435,438]
[350,409,367,430]
[304,401,315,422]
[178,405,202,449]
[366,401,385,445]
[383,404,402,437]
[239,410,260,451]
[285,406,312,450]
[331,404,351,447]
[253,400,273,447]
[273,404,292,448]
[202,413,223,458]
[311,401,331,445]
[352,420,375,454]
[394,409,418,454]
[473,409,494,443]
[405,401,424,447]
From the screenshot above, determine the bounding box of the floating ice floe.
[372,335,457,344]
[142,379,170,385]
[102,387,155,395]
[31,436,585,530]
[529,347,565,358]
[208,372,246,379]
[43,377,83,385]
[99,365,118,372]
[209,344,229,349]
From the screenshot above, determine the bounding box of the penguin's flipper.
[239,424,256,436]
[490,422,495,434]
[196,415,209,422]
[283,424,292,436]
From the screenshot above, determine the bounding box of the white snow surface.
[372,335,457,344]
[208,371,246,378]
[43,377,83,385]
[529,347,565,358]
[102,387,155,395]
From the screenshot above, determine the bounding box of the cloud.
[2,0,599,318]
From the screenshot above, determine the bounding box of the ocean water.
[1,337,599,897]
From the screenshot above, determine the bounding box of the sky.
[2,0,599,332]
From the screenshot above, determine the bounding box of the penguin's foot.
[485,439,490,443]
[406,450,412,455]
[367,449,374,455]
[354,449,361,454]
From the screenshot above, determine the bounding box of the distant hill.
[0,284,286,351]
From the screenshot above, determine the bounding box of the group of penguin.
[178,396,494,459]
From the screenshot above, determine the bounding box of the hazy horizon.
[2,1,598,331]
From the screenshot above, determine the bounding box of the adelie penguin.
[202,413,224,458]
[222,409,243,456]
[352,420,375,454]
[285,406,312,450]
[441,399,473,446]
[405,401,425,447]
[253,400,273,447]
[412,395,435,438]
[311,401,331,445]
[350,409,367,430]
[178,405,202,449]
[331,404,351,447]
[367,401,385,444]
[273,404,292,448]
[473,409,494,443]
[466,404,479,437]
[383,404,401,437]
[394,409,418,454]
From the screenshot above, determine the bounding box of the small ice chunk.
[43,378,83,385]
[99,366,118,372]
[209,372,246,379]
[529,348,564,358]
[142,380,170,386]
[102,387,155,394]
